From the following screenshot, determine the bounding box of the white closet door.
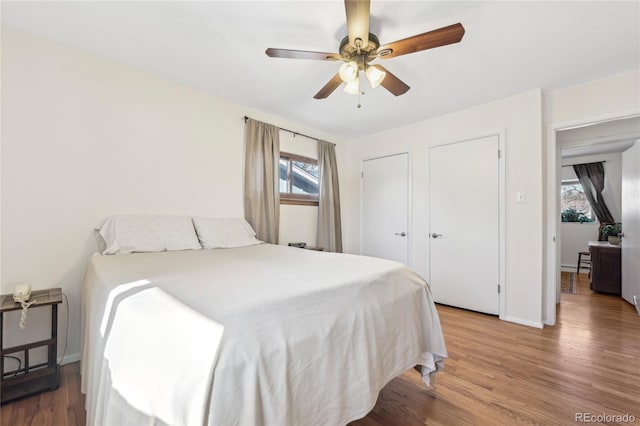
[429,135,500,315]
[361,153,409,264]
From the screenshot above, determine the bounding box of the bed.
[81,225,447,425]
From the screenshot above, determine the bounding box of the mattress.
[81,243,447,425]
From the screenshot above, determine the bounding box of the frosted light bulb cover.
[366,66,386,88]
[343,77,360,94]
[339,61,358,83]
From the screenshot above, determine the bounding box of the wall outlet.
[516,191,527,203]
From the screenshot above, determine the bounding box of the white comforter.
[81,244,447,426]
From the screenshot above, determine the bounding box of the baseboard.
[59,352,80,366]
[504,316,544,329]
[560,264,575,272]
[561,265,590,275]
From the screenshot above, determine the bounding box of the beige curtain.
[244,118,280,244]
[317,140,343,252]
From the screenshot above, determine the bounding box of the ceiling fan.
[265,0,465,99]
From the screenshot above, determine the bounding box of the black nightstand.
[289,243,324,251]
[1,288,62,403]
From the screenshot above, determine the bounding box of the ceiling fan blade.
[377,23,465,60]
[345,0,370,48]
[373,65,410,96]
[266,48,341,61]
[314,73,343,99]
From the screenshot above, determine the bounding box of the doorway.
[547,114,640,324]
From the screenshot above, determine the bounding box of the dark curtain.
[572,162,615,233]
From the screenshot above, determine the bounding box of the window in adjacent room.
[279,152,319,206]
[560,180,595,222]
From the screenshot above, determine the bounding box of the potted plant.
[561,207,592,223]
[601,223,622,245]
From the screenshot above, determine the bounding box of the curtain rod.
[243,116,335,146]
[561,160,607,168]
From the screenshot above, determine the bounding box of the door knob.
[431,233,443,238]
[394,232,407,237]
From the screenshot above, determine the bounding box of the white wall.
[343,89,544,327]
[0,27,343,364]
[545,70,640,125]
[279,205,318,246]
[560,223,598,271]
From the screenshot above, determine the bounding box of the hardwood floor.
[1,361,84,426]
[2,273,638,425]
[352,274,640,425]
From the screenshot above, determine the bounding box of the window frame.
[279,152,319,206]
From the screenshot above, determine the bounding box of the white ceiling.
[558,116,640,146]
[561,139,637,158]
[2,1,639,139]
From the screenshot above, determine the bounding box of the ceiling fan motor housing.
[339,33,382,65]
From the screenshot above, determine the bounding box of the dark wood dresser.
[588,241,621,295]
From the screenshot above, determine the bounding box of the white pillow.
[192,217,262,249]
[96,215,202,255]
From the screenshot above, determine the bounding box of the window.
[560,180,595,222]
[279,152,319,206]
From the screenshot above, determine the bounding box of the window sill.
[280,196,318,207]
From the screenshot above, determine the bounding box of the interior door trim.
[427,130,506,320]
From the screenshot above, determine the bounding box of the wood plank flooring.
[1,361,84,426]
[352,274,640,425]
[2,273,638,426]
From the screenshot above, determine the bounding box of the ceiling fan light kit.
[343,77,360,95]
[339,61,359,83]
[366,65,386,88]
[265,0,465,100]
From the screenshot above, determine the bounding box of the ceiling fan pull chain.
[356,69,362,109]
